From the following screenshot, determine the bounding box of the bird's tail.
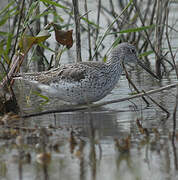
[12,72,41,81]
[12,74,23,80]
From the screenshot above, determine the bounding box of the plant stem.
[72,0,82,62]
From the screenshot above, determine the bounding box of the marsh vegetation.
[0,0,178,180]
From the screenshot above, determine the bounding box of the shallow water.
[1,0,178,180]
[1,66,175,180]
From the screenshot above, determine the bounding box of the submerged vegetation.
[0,0,178,179]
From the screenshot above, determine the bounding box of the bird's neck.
[106,56,123,68]
[106,57,123,78]
[106,54,122,64]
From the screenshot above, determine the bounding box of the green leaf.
[18,30,51,53]
[111,25,156,34]
[128,91,138,95]
[0,40,5,54]
[32,10,55,22]
[92,0,133,60]
[32,91,49,100]
[111,37,121,48]
[104,37,121,58]
[0,40,10,64]
[52,11,64,22]
[81,17,100,29]
[39,0,68,9]
[0,1,15,15]
[5,33,13,55]
[0,6,18,26]
[32,91,49,105]
[139,50,154,57]
[0,15,9,26]
[102,55,107,63]
[0,31,9,36]
[24,1,39,25]
[39,43,55,53]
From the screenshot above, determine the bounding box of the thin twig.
[142,90,170,118]
[123,64,170,117]
[94,0,101,61]
[165,6,178,79]
[72,0,82,62]
[84,0,92,60]
[0,40,34,88]
[123,63,150,106]
[155,0,162,77]
[172,87,178,142]
[0,54,21,88]
[9,0,25,66]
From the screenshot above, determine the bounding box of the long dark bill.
[137,60,160,80]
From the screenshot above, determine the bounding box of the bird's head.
[110,42,159,80]
[110,42,138,64]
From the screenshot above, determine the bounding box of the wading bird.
[14,43,158,104]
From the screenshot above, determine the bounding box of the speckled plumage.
[15,43,139,104]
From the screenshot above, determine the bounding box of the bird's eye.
[130,48,136,54]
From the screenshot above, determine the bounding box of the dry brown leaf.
[136,119,149,137]
[69,131,77,154]
[114,135,131,153]
[53,25,73,49]
[36,152,51,165]
[0,112,20,125]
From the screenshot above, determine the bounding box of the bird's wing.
[14,61,106,84]
[13,67,60,82]
[14,63,91,84]
[41,62,105,84]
